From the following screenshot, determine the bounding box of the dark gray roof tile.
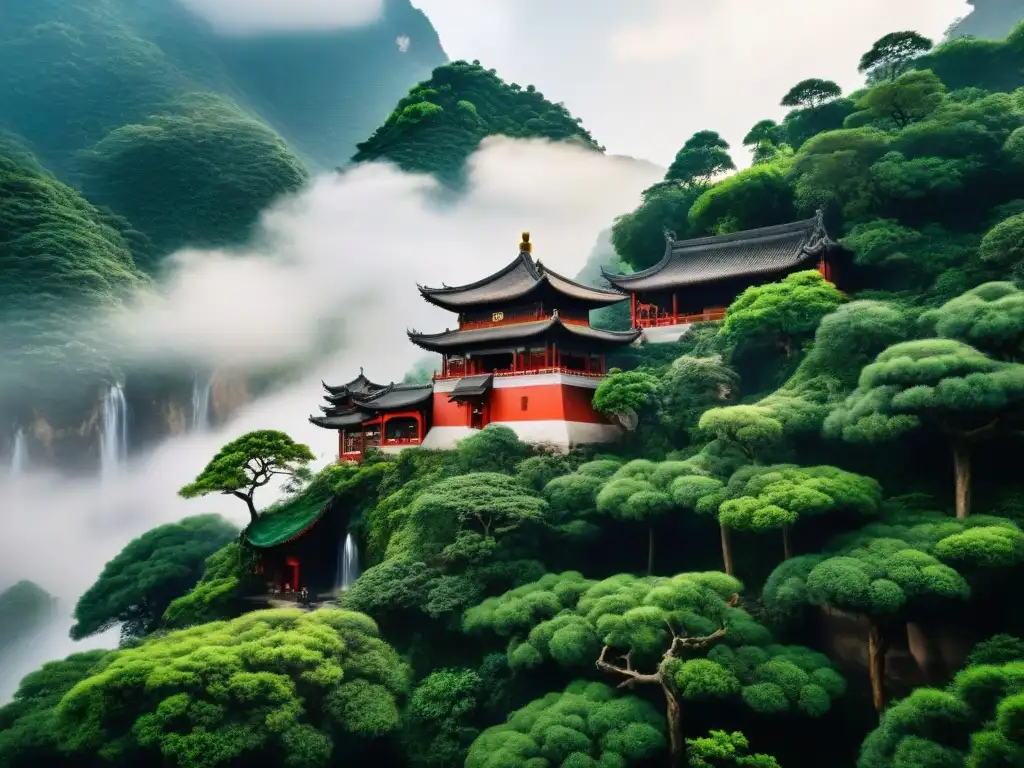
[602,214,838,292]
[419,251,627,309]
[309,410,369,429]
[408,317,640,351]
[449,374,494,400]
[353,383,433,411]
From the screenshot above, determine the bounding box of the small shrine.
[308,370,432,461]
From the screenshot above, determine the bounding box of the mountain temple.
[308,371,433,462]
[309,219,848,458]
[309,233,640,459]
[601,211,848,343]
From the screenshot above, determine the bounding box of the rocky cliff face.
[946,0,1024,41]
[4,369,254,475]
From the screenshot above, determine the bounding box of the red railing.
[635,308,726,329]
[434,365,604,382]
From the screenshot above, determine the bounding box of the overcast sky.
[411,0,972,166]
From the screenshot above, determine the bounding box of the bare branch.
[667,626,727,659]
[596,645,660,688]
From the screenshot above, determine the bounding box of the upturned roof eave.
[407,317,640,352]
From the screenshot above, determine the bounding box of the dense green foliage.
[58,609,407,767]
[178,430,316,523]
[79,93,308,258]
[686,731,780,767]
[465,681,666,768]
[160,543,258,630]
[859,649,1024,766]
[0,0,446,258]
[354,60,601,184]
[71,514,237,640]
[0,151,149,406]
[0,650,112,768]
[0,581,59,673]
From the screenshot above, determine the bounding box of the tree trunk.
[720,523,734,576]
[245,496,258,524]
[779,335,792,358]
[906,621,940,685]
[782,524,794,560]
[867,621,890,717]
[647,524,656,576]
[663,684,685,768]
[952,441,972,520]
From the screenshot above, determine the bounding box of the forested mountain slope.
[353,60,604,184]
[0,0,445,259]
[0,146,150,419]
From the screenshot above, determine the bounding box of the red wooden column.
[672,293,678,324]
[285,557,300,590]
[630,293,637,328]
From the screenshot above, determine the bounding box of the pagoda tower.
[409,233,641,450]
[308,370,433,462]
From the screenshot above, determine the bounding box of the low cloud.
[108,137,661,372]
[0,137,660,699]
[178,0,384,35]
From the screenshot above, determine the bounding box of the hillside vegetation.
[353,60,603,184]
[0,0,445,260]
[0,148,150,412]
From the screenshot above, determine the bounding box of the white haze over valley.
[179,0,385,35]
[0,138,661,700]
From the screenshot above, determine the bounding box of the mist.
[178,0,384,35]
[0,137,661,700]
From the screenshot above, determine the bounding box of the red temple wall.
[431,383,606,427]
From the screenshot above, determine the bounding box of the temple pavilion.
[308,370,433,462]
[602,211,848,343]
[408,232,641,449]
[309,233,640,459]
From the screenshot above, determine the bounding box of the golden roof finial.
[519,231,532,253]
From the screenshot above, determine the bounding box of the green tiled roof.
[246,487,333,549]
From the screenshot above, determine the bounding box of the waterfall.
[10,428,28,475]
[100,384,128,479]
[335,534,361,593]
[191,374,212,431]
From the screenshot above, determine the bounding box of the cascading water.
[10,428,28,475]
[335,534,361,593]
[100,384,128,479]
[192,374,212,432]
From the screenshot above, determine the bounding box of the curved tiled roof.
[354,383,433,411]
[322,371,384,397]
[408,316,641,352]
[309,409,370,430]
[419,250,627,310]
[309,379,432,430]
[246,493,332,549]
[602,214,838,292]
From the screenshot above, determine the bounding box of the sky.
[179,0,384,34]
[175,0,973,165]
[409,0,972,166]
